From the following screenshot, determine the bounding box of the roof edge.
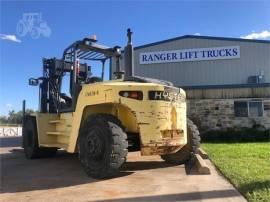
[134,35,270,50]
[181,83,270,90]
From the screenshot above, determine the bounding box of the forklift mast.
[40,58,81,113]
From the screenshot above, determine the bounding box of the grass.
[202,142,270,202]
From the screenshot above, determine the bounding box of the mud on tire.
[78,114,128,179]
[160,119,200,164]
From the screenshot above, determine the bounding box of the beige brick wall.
[187,99,270,132]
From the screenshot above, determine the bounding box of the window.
[234,100,263,117]
[249,102,263,117]
[264,102,270,111]
[234,101,248,117]
[59,72,72,109]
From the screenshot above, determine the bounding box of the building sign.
[139,46,240,64]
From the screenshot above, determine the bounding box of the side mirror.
[29,78,39,86]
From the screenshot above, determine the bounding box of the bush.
[201,128,270,143]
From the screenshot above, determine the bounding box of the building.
[112,35,270,131]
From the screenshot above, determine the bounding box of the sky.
[0,0,270,115]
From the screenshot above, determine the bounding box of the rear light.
[119,91,143,100]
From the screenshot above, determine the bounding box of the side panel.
[80,104,138,133]
[66,86,117,152]
[66,103,139,152]
[35,113,59,145]
[117,104,138,133]
[35,113,73,148]
[66,83,187,155]
[67,84,147,152]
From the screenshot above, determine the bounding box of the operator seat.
[60,93,72,108]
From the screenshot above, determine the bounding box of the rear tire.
[160,119,200,164]
[78,114,128,179]
[23,116,57,159]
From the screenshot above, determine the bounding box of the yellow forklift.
[23,29,200,179]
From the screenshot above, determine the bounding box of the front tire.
[78,114,128,179]
[160,119,200,164]
[23,116,57,159]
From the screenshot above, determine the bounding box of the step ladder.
[46,131,69,137]
[47,119,69,137]
[49,119,65,124]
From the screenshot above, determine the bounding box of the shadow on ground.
[92,189,241,202]
[122,161,175,171]
[1,137,177,193]
[238,180,270,194]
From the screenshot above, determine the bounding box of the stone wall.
[187,98,270,132]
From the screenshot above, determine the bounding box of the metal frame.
[38,37,122,114]
[62,38,121,88]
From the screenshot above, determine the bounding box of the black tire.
[160,119,200,164]
[23,116,57,159]
[78,114,128,179]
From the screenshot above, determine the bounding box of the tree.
[0,109,36,124]
[0,116,8,124]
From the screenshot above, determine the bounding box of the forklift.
[23,29,200,179]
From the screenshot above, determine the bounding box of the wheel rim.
[85,128,105,161]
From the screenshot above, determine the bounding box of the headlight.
[119,91,143,100]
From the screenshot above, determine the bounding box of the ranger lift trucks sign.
[140,46,240,64]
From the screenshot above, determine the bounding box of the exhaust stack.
[124,28,134,77]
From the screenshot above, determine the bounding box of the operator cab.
[29,35,122,113]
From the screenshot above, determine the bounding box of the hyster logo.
[140,46,240,64]
[153,91,181,101]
